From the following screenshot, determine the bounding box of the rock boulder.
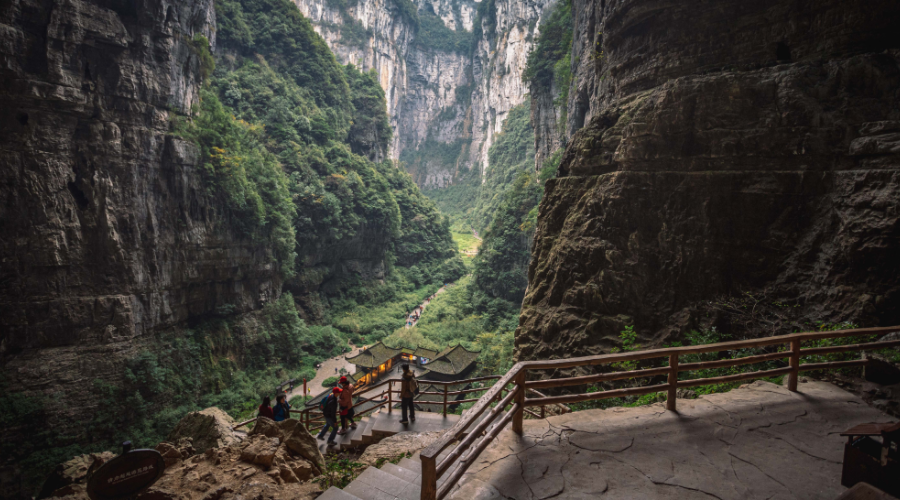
[358,430,447,466]
[39,451,116,498]
[167,408,241,453]
[247,418,324,474]
[239,436,281,468]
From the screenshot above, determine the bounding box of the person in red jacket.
[257,396,274,420]
[337,376,357,435]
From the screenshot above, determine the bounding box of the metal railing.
[417,325,900,500]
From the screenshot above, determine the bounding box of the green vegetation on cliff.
[3,0,466,488]
[523,0,573,134]
[523,0,573,93]
[415,4,473,54]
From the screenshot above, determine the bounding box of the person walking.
[399,364,418,424]
[257,396,274,421]
[337,376,357,434]
[272,394,291,422]
[317,387,341,445]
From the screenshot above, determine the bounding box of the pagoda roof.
[345,342,403,369]
[422,344,480,375]
[413,346,439,359]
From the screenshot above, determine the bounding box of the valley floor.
[449,379,890,500]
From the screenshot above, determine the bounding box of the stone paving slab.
[370,410,460,436]
[448,380,892,500]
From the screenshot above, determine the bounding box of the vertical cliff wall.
[518,0,900,363]
[291,0,554,187]
[0,0,284,488]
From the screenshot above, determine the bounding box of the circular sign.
[86,449,165,500]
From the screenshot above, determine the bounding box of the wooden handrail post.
[788,339,801,392]
[512,370,526,435]
[388,381,393,413]
[421,454,437,500]
[667,354,678,411]
[540,404,545,419]
[443,385,448,416]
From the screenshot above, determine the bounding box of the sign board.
[86,449,165,500]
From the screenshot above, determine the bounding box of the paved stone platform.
[448,380,892,500]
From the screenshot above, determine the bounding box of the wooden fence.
[417,325,900,500]
[232,374,569,433]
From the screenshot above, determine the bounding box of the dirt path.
[406,284,451,329]
[286,343,365,398]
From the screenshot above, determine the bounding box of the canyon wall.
[292,0,553,187]
[518,0,900,363]
[0,0,264,405]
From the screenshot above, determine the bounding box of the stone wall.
[517,0,900,363]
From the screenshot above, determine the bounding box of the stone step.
[330,417,365,451]
[342,466,419,500]
[370,411,460,438]
[350,417,371,447]
[398,457,421,474]
[339,417,367,450]
[378,462,419,484]
[317,486,363,500]
[361,414,380,444]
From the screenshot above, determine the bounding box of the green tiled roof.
[413,347,439,359]
[422,344,479,375]
[345,342,403,369]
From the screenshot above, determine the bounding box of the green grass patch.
[452,230,481,254]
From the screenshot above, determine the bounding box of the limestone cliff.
[0,0,282,493]
[0,0,269,405]
[292,0,554,187]
[518,0,900,363]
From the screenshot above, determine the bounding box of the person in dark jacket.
[317,387,341,445]
[399,364,417,424]
[258,396,274,421]
[272,394,291,422]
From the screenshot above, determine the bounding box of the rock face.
[518,0,900,362]
[292,0,554,186]
[0,0,278,484]
[167,409,241,454]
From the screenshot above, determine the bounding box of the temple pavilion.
[304,342,480,411]
[346,342,479,386]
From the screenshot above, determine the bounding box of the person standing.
[337,376,357,434]
[399,364,418,424]
[257,396,274,421]
[272,394,291,422]
[317,387,341,445]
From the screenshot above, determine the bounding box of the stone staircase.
[314,409,462,453]
[315,411,460,500]
[318,450,454,500]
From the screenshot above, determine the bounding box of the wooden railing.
[230,374,568,432]
[418,325,900,500]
